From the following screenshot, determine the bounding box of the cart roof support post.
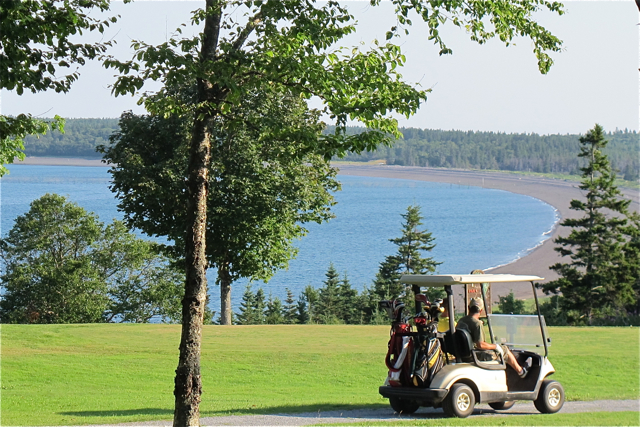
[445,285,460,362]
[480,284,495,345]
[532,281,549,357]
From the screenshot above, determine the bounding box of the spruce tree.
[541,124,637,324]
[317,263,341,324]
[373,205,442,301]
[236,284,257,325]
[265,294,284,324]
[300,285,318,324]
[337,273,358,324]
[283,288,298,324]
[296,295,310,325]
[254,288,267,325]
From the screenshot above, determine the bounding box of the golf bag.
[412,336,445,387]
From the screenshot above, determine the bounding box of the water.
[0,165,558,314]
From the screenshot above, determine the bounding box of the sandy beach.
[14,157,639,301]
[336,164,640,300]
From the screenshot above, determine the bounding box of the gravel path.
[108,400,639,426]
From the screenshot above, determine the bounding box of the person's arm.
[475,340,497,351]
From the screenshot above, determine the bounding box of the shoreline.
[13,158,639,301]
[335,164,639,300]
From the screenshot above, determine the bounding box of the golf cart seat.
[445,328,505,370]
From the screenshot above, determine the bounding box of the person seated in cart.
[437,297,451,333]
[457,298,530,378]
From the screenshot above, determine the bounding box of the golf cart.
[378,274,565,418]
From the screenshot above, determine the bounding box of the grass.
[1,325,638,426]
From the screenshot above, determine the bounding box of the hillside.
[22,119,639,181]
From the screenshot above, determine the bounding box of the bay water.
[0,165,558,314]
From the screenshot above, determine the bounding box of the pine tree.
[265,294,284,324]
[337,273,358,324]
[254,288,267,325]
[372,205,442,301]
[236,284,257,325]
[296,295,309,325]
[317,263,341,324]
[541,124,638,324]
[283,288,298,324]
[299,285,318,324]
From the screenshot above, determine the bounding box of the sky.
[0,0,638,135]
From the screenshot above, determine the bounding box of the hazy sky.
[1,1,637,135]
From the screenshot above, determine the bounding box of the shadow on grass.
[59,408,172,417]
[200,403,396,417]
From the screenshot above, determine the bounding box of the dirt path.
[109,400,639,426]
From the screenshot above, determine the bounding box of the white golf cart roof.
[400,274,544,287]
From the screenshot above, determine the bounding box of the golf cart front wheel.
[442,383,475,418]
[389,397,420,414]
[488,400,515,411]
[534,379,565,413]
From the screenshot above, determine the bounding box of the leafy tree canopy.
[100,87,340,324]
[0,194,182,324]
[0,0,126,175]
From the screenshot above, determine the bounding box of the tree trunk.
[173,2,221,425]
[219,262,232,325]
[173,116,210,427]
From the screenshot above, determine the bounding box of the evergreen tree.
[316,263,341,324]
[372,205,442,301]
[541,124,638,324]
[265,294,284,325]
[296,295,310,325]
[337,273,359,324]
[254,288,267,325]
[283,288,298,324]
[300,285,319,324]
[236,284,257,325]
[617,214,640,321]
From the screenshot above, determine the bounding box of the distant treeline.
[338,126,639,181]
[23,118,639,180]
[23,118,119,158]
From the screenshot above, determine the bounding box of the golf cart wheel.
[534,379,565,413]
[389,397,420,414]
[488,401,516,411]
[442,384,475,418]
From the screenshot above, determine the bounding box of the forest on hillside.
[22,118,639,180]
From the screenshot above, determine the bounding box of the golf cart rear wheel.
[389,397,420,414]
[534,379,565,413]
[442,384,475,418]
[489,401,516,411]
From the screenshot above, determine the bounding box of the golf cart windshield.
[488,314,550,355]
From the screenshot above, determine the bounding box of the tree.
[283,288,298,324]
[236,284,257,325]
[104,1,563,423]
[299,285,319,324]
[541,125,638,324]
[100,89,339,327]
[316,263,342,324]
[254,288,267,325]
[0,194,182,324]
[496,291,527,315]
[0,0,125,175]
[373,205,442,301]
[265,294,284,324]
[337,273,359,324]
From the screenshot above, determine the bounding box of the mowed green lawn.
[1,325,638,426]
